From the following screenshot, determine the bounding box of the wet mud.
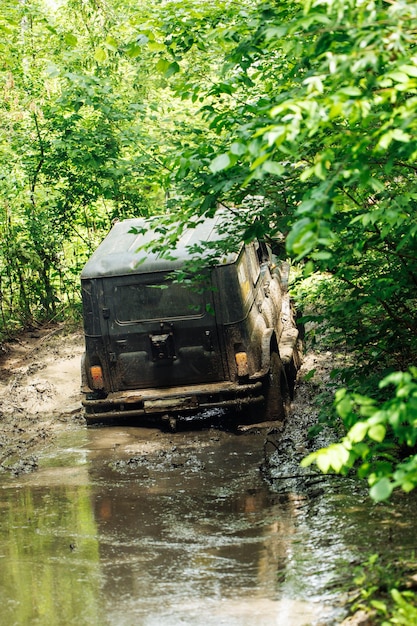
[1,326,417,625]
[0,324,84,474]
[0,426,341,625]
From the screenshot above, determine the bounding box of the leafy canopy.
[141,0,417,499]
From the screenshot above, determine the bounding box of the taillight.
[90,365,104,389]
[235,352,249,377]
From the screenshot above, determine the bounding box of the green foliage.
[0,0,175,335]
[389,589,417,625]
[145,0,417,501]
[140,0,417,377]
[302,369,417,501]
[343,553,417,625]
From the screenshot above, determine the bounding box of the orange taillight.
[90,365,104,389]
[235,352,249,377]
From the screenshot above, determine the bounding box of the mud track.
[0,321,342,480]
[0,323,84,475]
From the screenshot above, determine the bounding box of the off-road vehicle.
[80,213,301,428]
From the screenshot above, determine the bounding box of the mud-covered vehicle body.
[80,214,301,426]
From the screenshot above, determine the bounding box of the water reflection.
[2,426,416,625]
[0,428,331,625]
[0,482,101,625]
[86,428,320,625]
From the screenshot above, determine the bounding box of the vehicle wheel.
[285,350,300,400]
[264,352,289,422]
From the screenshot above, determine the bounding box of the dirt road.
[0,323,85,474]
[0,321,335,478]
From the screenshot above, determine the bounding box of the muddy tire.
[285,349,300,400]
[264,352,290,422]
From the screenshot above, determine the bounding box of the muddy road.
[1,325,417,625]
[0,323,328,477]
[0,325,335,624]
[0,324,84,474]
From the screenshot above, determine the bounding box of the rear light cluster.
[90,365,104,389]
[235,351,249,378]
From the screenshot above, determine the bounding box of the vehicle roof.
[81,213,240,279]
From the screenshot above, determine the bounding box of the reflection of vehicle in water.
[80,213,301,427]
[86,428,311,623]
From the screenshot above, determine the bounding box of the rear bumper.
[82,380,264,422]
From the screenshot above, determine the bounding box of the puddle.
[0,426,416,625]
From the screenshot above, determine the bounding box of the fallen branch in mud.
[264,472,340,482]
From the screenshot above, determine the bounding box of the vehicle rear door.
[100,274,225,391]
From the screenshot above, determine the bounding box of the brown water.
[1,424,416,626]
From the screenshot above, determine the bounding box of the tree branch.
[30,112,45,208]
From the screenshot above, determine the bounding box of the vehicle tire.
[264,352,289,422]
[285,350,300,400]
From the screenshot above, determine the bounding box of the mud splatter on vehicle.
[80,213,301,429]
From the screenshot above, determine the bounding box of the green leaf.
[315,451,331,473]
[156,58,170,72]
[303,369,316,382]
[388,71,410,83]
[368,424,386,443]
[311,250,332,260]
[300,452,316,468]
[327,444,350,472]
[230,142,246,156]
[399,64,417,78]
[370,478,393,502]
[148,41,166,52]
[380,372,406,388]
[94,47,108,62]
[302,260,315,277]
[209,153,231,173]
[338,86,361,97]
[370,599,387,613]
[391,129,411,142]
[348,421,368,444]
[64,33,78,47]
[286,218,317,258]
[336,394,353,420]
[105,35,118,51]
[262,160,284,176]
[165,61,180,77]
[401,481,415,493]
[126,43,142,59]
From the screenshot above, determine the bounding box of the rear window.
[114,282,205,322]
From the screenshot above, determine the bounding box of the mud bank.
[0,324,84,474]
